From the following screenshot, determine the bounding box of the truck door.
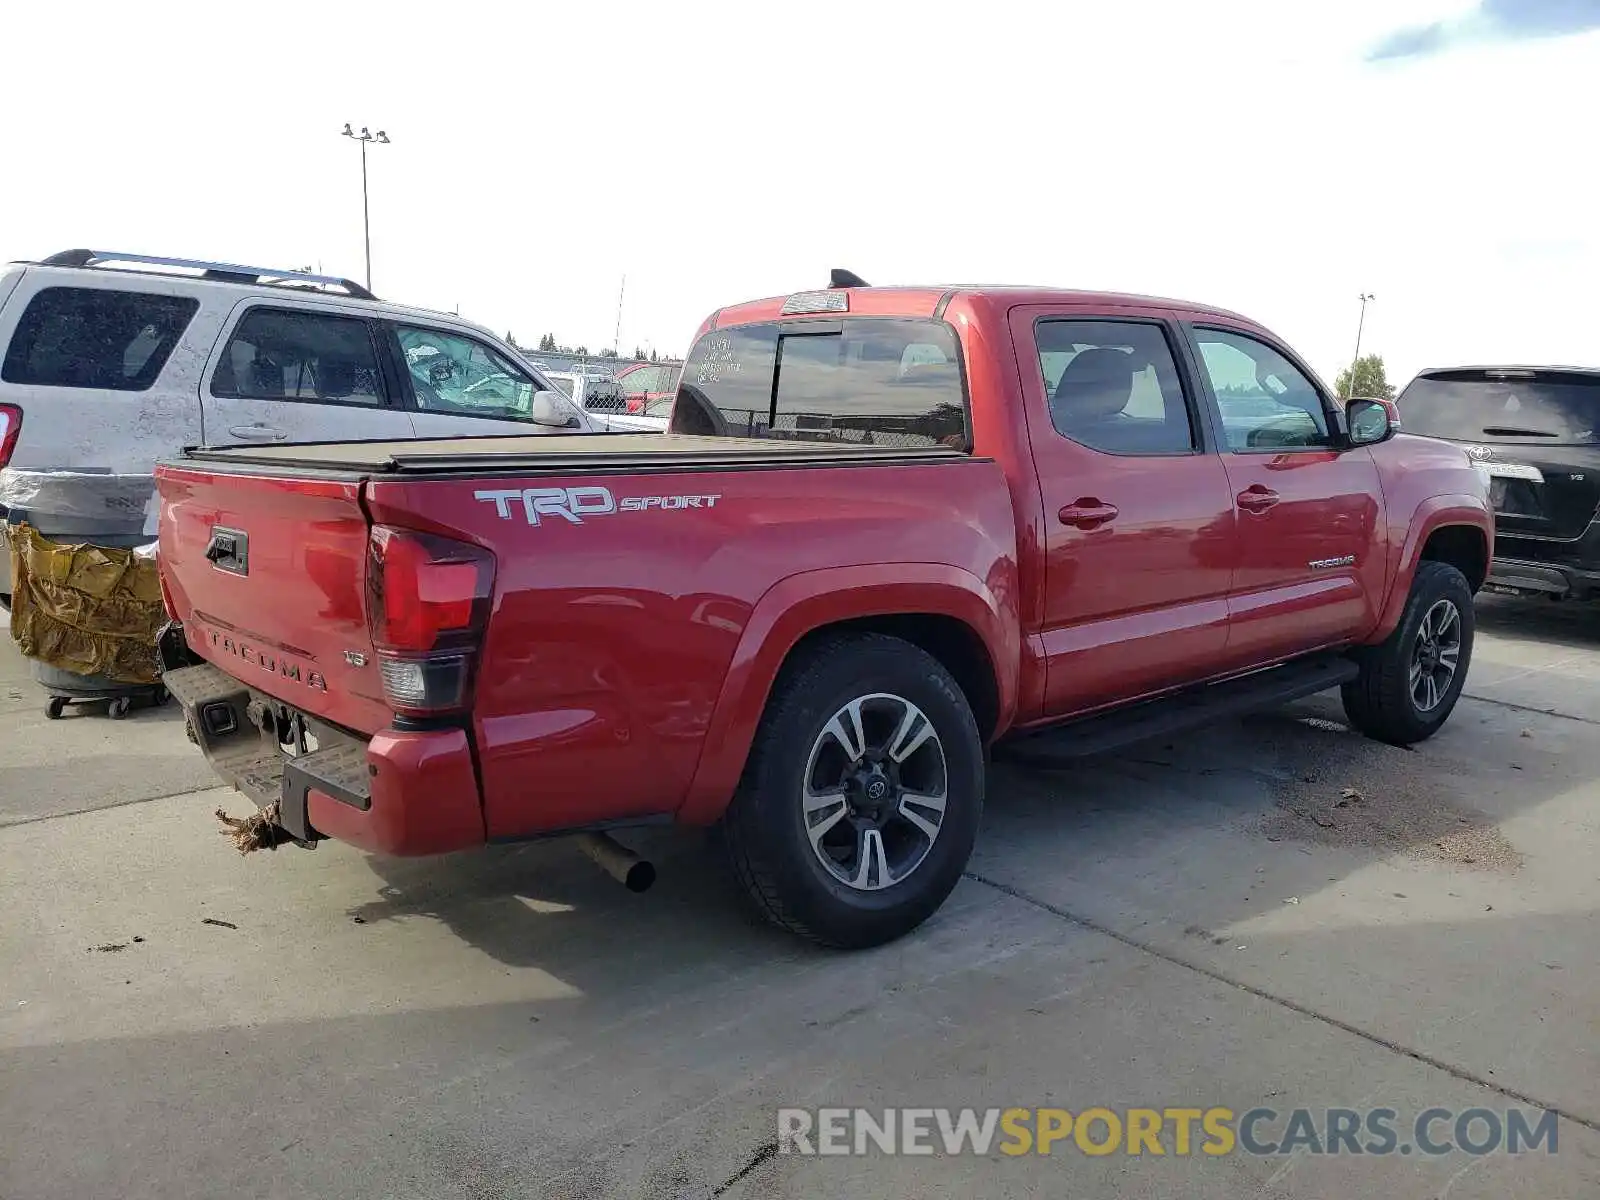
[1010,305,1237,716]
[1180,322,1384,667]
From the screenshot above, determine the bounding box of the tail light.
[626,396,645,414]
[0,404,21,467]
[366,526,495,717]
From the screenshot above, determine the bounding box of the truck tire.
[721,632,984,949]
[1342,560,1474,746]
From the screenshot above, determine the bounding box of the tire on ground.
[1342,559,1474,746]
[720,631,985,949]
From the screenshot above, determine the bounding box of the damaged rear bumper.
[162,655,485,856]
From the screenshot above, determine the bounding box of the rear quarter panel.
[364,457,1019,836]
[1365,433,1493,641]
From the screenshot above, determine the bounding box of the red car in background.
[615,361,681,413]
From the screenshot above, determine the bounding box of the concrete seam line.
[963,870,1600,1136]
[709,1140,779,1197]
[0,786,228,831]
[1461,692,1600,727]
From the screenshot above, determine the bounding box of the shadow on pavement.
[1474,592,1600,651]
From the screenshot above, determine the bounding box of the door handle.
[228,424,287,442]
[1059,499,1119,529]
[1237,486,1280,513]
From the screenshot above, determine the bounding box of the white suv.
[0,249,592,603]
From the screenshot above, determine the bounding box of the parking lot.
[2,595,1597,1199]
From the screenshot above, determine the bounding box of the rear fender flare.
[674,564,1018,824]
[1367,494,1492,643]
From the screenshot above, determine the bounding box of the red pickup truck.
[157,280,1492,947]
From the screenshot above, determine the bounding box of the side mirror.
[529,390,577,429]
[1346,397,1396,447]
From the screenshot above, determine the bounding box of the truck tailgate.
[158,466,389,733]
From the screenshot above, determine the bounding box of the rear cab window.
[1397,370,1600,445]
[2,286,199,391]
[671,318,968,448]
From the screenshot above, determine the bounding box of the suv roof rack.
[39,249,378,301]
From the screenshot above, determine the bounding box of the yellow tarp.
[7,524,164,684]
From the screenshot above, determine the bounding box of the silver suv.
[0,250,591,605]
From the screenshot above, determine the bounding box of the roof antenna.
[830,268,869,289]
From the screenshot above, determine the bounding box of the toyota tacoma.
[157,277,1493,947]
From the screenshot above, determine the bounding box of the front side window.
[3,286,199,391]
[1036,320,1195,455]
[395,326,537,420]
[1192,328,1331,450]
[672,318,966,448]
[212,308,384,405]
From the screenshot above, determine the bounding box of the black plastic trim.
[486,812,675,845]
[1001,653,1360,765]
[283,756,371,814]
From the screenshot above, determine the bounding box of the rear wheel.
[1342,560,1474,745]
[721,633,984,949]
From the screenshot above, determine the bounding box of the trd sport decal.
[474,486,722,525]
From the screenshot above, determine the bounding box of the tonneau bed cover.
[174,433,970,476]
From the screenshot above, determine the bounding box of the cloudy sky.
[3,0,1596,385]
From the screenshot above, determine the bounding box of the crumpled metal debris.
[7,524,164,683]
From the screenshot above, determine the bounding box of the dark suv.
[1396,366,1600,600]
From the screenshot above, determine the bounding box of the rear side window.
[1037,320,1196,454]
[672,318,967,448]
[2,286,199,391]
[212,308,385,405]
[1398,371,1600,445]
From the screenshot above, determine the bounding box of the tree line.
[1335,354,1395,400]
[502,333,680,364]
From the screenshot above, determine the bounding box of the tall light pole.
[1348,292,1375,397]
[340,124,390,291]
[613,274,626,355]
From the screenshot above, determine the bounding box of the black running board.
[999,653,1359,766]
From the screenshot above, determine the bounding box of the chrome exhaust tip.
[574,832,656,893]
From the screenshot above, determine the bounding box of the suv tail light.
[0,404,21,468]
[366,526,496,717]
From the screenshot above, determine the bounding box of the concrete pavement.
[2,595,1598,1198]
